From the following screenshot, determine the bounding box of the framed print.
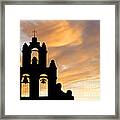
[0,0,119,119]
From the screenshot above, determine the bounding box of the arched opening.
[39,74,48,97]
[31,48,39,64]
[21,74,30,97]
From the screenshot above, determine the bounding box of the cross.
[32,29,37,37]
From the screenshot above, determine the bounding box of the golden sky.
[20,20,100,100]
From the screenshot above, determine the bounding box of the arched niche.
[31,48,39,64]
[21,74,30,97]
[39,74,48,97]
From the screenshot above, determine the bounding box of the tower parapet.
[49,60,57,69]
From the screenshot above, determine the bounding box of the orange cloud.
[21,20,83,47]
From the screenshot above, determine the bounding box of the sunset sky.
[20,20,100,100]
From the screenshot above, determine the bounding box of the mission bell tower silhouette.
[20,30,74,100]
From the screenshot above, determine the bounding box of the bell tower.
[20,30,74,100]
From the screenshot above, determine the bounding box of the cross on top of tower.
[32,29,37,37]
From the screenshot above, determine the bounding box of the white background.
[5,5,115,115]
